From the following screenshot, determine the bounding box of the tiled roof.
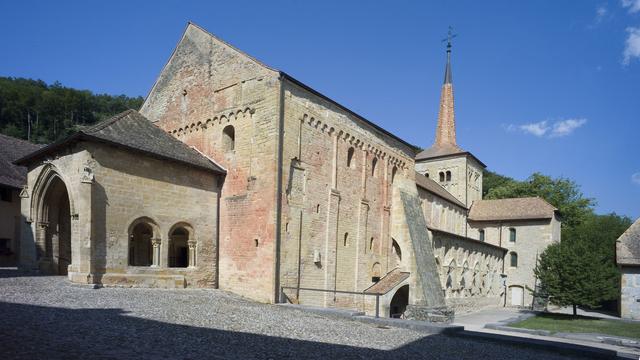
[0,133,43,188]
[15,110,225,174]
[468,197,557,221]
[617,218,640,266]
[414,171,467,209]
[364,268,410,295]
[416,144,464,160]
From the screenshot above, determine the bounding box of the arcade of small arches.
[437,249,503,299]
[128,218,197,269]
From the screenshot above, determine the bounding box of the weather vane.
[442,26,457,51]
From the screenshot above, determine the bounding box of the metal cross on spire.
[442,26,457,52]
[441,26,457,84]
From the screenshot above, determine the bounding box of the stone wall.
[431,229,505,313]
[89,143,219,288]
[620,267,640,320]
[278,78,417,312]
[20,142,220,288]
[415,155,483,208]
[467,216,560,307]
[139,24,281,302]
[417,187,467,237]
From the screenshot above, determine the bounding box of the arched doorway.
[389,284,409,318]
[37,175,72,275]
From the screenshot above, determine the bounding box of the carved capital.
[187,240,197,249]
[151,238,162,247]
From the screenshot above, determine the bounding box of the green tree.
[533,213,632,315]
[484,172,594,229]
[0,77,144,144]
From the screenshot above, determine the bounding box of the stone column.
[188,240,197,268]
[36,222,49,260]
[151,238,161,267]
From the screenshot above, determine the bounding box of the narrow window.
[343,232,349,247]
[510,252,518,267]
[439,172,445,182]
[446,170,452,182]
[316,204,320,213]
[371,157,378,177]
[369,237,375,252]
[479,229,485,242]
[391,166,398,184]
[347,147,355,168]
[222,125,235,152]
[509,228,516,243]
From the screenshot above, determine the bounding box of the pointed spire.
[434,27,458,148]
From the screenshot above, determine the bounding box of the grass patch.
[510,313,640,339]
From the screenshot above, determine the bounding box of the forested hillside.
[0,77,144,144]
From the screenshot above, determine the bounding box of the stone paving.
[0,269,592,359]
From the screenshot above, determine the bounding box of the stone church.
[14,23,560,318]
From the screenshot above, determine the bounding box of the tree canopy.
[483,171,595,229]
[0,77,143,144]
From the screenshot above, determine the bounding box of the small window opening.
[372,276,381,282]
[254,239,259,247]
[343,232,349,247]
[439,172,445,182]
[425,173,429,178]
[371,157,378,177]
[222,125,235,152]
[347,147,355,168]
[369,237,375,252]
[479,229,485,242]
[316,204,320,213]
[446,171,452,182]
[509,228,516,243]
[391,166,398,184]
[510,252,518,267]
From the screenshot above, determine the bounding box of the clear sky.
[1,0,638,219]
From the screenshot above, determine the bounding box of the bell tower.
[415,27,485,207]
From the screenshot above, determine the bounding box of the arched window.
[479,229,485,242]
[169,226,190,268]
[347,147,355,168]
[510,252,518,267]
[446,171,452,182]
[222,125,235,152]
[509,228,516,243]
[391,166,398,184]
[129,222,153,267]
[371,157,378,177]
[439,171,445,182]
[343,232,349,247]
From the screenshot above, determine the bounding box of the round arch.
[168,222,195,268]
[389,285,409,318]
[127,217,161,267]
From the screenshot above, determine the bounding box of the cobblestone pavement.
[0,269,593,359]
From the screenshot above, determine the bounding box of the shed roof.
[0,133,43,189]
[468,197,557,222]
[15,110,225,174]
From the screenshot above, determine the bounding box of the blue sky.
[1,1,638,219]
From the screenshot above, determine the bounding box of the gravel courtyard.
[0,269,590,359]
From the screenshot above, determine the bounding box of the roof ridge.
[83,109,136,134]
